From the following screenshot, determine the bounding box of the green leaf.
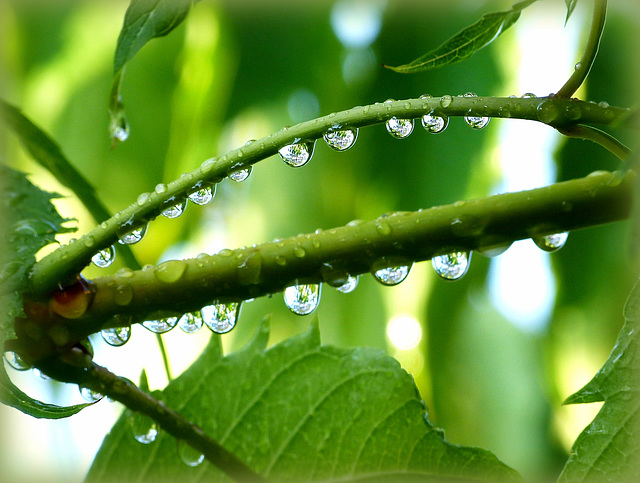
[88,319,520,481]
[0,165,92,419]
[558,278,640,482]
[384,0,538,74]
[565,0,578,24]
[109,0,195,144]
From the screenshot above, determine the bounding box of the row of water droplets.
[90,160,253,269]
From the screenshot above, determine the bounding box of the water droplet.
[238,252,263,285]
[202,302,239,334]
[421,113,448,133]
[79,386,103,402]
[432,251,471,280]
[284,284,321,315]
[188,184,216,205]
[118,224,147,245]
[385,117,414,139]
[279,141,315,167]
[598,101,610,109]
[293,245,306,258]
[178,311,203,334]
[533,232,568,252]
[101,326,131,347]
[375,220,392,236]
[323,128,358,151]
[574,62,581,71]
[162,199,188,219]
[116,267,135,279]
[142,317,178,334]
[92,245,116,268]
[536,100,561,124]
[137,192,150,206]
[521,92,537,98]
[440,95,452,108]
[154,260,188,284]
[155,183,167,194]
[564,103,582,121]
[373,264,411,286]
[275,256,287,266]
[477,243,511,258]
[462,93,490,129]
[113,284,134,306]
[84,236,95,248]
[336,275,359,294]
[178,441,204,467]
[230,166,252,182]
[4,351,30,371]
[130,412,158,444]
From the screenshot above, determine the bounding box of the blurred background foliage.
[0,1,639,482]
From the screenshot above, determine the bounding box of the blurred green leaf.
[0,165,92,419]
[109,0,195,144]
[88,319,520,481]
[384,0,538,74]
[565,0,578,24]
[558,278,640,482]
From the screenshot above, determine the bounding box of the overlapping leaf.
[88,319,520,481]
[0,165,92,418]
[384,0,538,74]
[558,278,640,482]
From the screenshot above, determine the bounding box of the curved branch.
[35,356,265,482]
[28,96,630,297]
[556,124,631,160]
[19,170,634,353]
[556,0,607,98]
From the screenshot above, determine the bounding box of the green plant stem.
[556,0,607,98]
[36,357,265,482]
[156,334,173,381]
[27,96,631,297]
[19,170,633,352]
[557,124,631,160]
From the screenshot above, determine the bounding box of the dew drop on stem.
[201,302,239,334]
[284,283,321,315]
[92,245,116,268]
[101,326,131,347]
[278,141,316,167]
[230,165,252,182]
[188,183,216,205]
[432,250,471,280]
[533,232,568,252]
[386,117,414,139]
[178,441,204,467]
[3,351,31,371]
[154,260,188,284]
[130,412,158,444]
[162,199,188,219]
[336,275,359,294]
[462,93,490,129]
[178,311,204,334]
[421,113,448,133]
[118,224,148,245]
[440,95,453,108]
[323,128,359,151]
[79,386,104,403]
[373,264,412,286]
[142,317,178,334]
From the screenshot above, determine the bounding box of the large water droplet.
[202,302,239,334]
[462,93,490,129]
[142,317,178,334]
[162,199,188,219]
[79,386,103,403]
[178,311,204,334]
[440,95,453,108]
[279,141,315,167]
[284,283,321,315]
[230,166,252,182]
[188,184,216,205]
[432,251,471,280]
[101,326,131,347]
[385,117,414,139]
[373,263,412,286]
[154,260,188,284]
[533,232,568,252]
[336,275,359,294]
[118,224,147,245]
[130,412,158,444]
[91,247,114,268]
[421,113,448,134]
[178,441,204,467]
[323,128,358,151]
[3,351,31,371]
[113,284,134,306]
